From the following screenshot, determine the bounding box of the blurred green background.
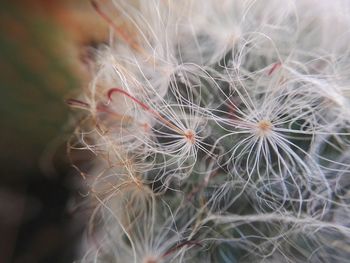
[0,3,76,180]
[0,1,107,262]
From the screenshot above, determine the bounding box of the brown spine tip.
[90,0,98,10]
[268,62,282,76]
[66,98,90,109]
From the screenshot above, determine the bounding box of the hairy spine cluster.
[69,1,350,262]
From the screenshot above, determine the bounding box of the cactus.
[69,0,350,262]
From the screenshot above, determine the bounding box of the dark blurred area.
[0,1,108,262]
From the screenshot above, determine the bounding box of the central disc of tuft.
[143,256,159,263]
[184,129,196,144]
[257,120,272,136]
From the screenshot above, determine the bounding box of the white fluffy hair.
[69,0,350,262]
